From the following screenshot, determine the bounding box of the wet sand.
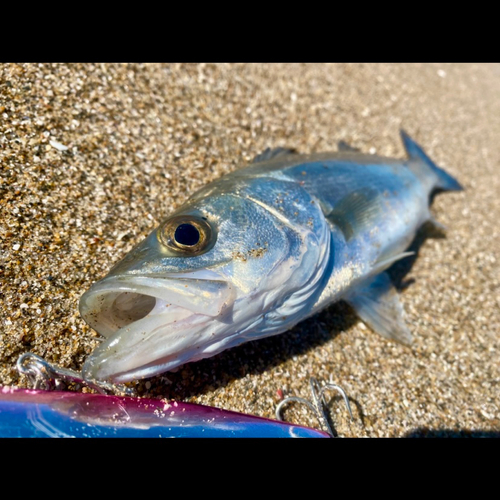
[1,63,499,437]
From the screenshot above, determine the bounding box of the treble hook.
[275,377,354,437]
[16,352,133,396]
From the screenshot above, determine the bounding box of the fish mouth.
[80,271,235,383]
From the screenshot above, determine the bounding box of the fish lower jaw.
[80,286,284,384]
[81,304,215,382]
[82,314,250,384]
[82,350,186,384]
[91,335,246,384]
[81,308,260,383]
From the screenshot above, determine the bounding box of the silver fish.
[80,131,462,383]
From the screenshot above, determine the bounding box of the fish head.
[80,189,320,383]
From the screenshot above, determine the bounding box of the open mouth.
[79,271,235,382]
[104,292,157,331]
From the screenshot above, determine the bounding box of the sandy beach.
[1,63,499,437]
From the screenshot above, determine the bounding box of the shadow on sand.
[405,428,500,438]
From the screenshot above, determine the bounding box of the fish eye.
[174,223,200,246]
[158,215,214,255]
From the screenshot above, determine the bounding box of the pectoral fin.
[326,187,381,241]
[344,272,412,346]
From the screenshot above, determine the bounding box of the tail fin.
[400,129,463,191]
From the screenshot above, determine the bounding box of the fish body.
[80,131,462,383]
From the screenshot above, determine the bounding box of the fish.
[79,130,462,384]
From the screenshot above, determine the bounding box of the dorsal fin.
[251,147,297,164]
[337,140,360,153]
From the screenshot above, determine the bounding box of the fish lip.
[82,342,176,384]
[79,271,236,383]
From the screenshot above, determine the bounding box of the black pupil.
[174,223,200,246]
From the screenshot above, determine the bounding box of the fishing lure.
[0,354,330,438]
[79,131,462,384]
[0,386,332,437]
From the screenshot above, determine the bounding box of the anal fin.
[344,272,412,346]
